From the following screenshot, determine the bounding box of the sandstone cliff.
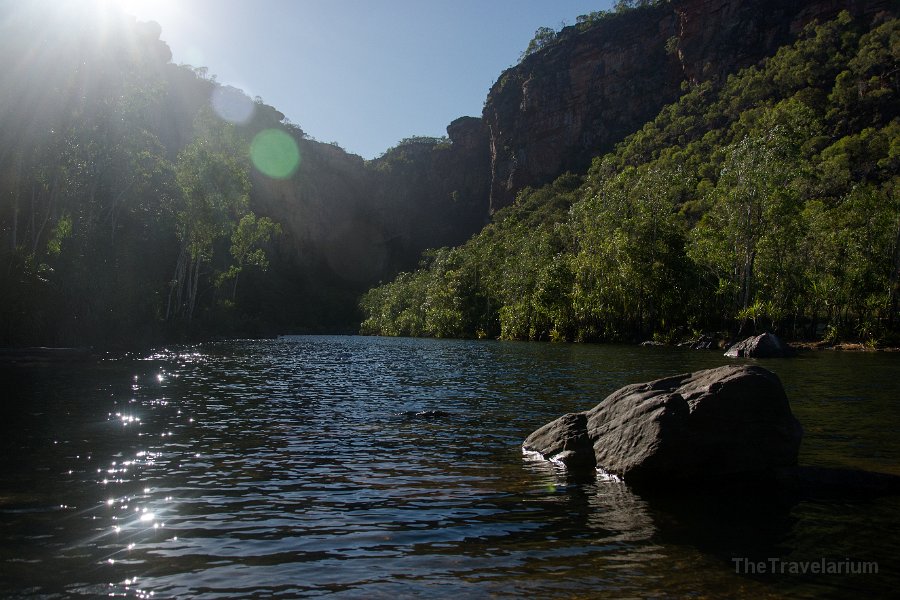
[252,116,490,291]
[245,0,895,331]
[483,0,896,211]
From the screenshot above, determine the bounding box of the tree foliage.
[361,13,900,345]
[0,2,284,345]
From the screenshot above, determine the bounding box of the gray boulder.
[523,365,802,485]
[725,332,793,358]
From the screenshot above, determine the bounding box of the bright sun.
[92,0,179,24]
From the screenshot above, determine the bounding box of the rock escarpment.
[259,0,896,297]
[523,365,802,486]
[483,0,896,211]
[361,117,491,273]
[483,2,680,212]
[252,117,491,287]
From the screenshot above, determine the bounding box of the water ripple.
[2,337,898,597]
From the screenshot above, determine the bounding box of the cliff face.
[483,3,679,213]
[673,0,895,82]
[483,0,896,211]
[253,117,490,290]
[243,117,491,331]
[142,0,897,333]
[361,117,491,276]
[258,0,896,302]
[146,0,898,332]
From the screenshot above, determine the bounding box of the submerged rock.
[725,332,794,358]
[398,410,451,419]
[523,365,802,486]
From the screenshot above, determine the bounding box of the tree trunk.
[11,192,17,251]
[166,245,188,321]
[187,255,202,322]
[889,216,900,330]
[30,173,58,257]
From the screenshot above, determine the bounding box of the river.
[1,336,898,598]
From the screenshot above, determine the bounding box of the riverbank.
[789,341,900,352]
[647,333,900,353]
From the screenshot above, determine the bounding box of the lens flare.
[250,129,300,179]
[211,86,255,124]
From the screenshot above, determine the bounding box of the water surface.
[1,337,898,598]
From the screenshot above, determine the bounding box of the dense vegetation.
[0,4,297,346]
[0,2,487,347]
[2,4,895,348]
[361,13,900,345]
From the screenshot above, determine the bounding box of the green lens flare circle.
[250,129,300,179]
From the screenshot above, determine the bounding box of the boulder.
[523,365,802,485]
[725,332,794,358]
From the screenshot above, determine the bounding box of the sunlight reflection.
[118,414,140,425]
[120,572,156,598]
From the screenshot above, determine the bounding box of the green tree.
[571,162,690,340]
[167,113,251,323]
[520,27,558,60]
[829,18,899,132]
[688,110,811,332]
[359,14,899,345]
[219,212,282,301]
[803,180,900,339]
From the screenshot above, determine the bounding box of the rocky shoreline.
[644,333,899,353]
[788,340,900,352]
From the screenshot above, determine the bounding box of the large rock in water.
[725,332,793,358]
[523,365,802,485]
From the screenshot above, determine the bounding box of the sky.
[104,0,616,159]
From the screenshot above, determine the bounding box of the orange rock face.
[482,0,895,212]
